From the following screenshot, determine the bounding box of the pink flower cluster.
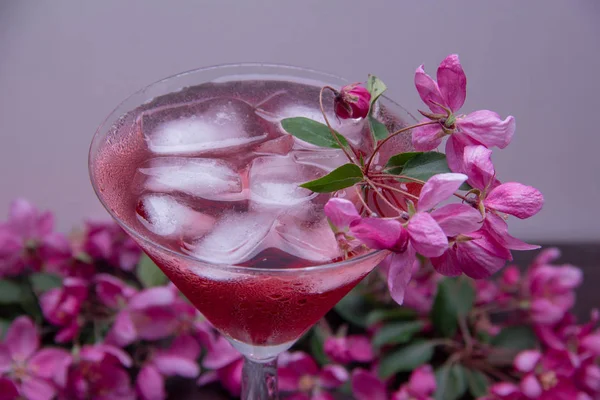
[325,54,544,306]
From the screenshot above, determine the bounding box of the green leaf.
[0,280,23,304]
[399,152,471,190]
[465,368,489,398]
[378,341,435,379]
[137,255,168,288]
[385,151,423,172]
[431,278,475,338]
[29,273,62,293]
[310,325,330,366]
[491,325,538,350]
[281,117,348,149]
[435,364,468,400]
[300,163,363,193]
[372,320,425,348]
[334,286,371,328]
[369,116,389,141]
[366,307,417,326]
[367,75,387,108]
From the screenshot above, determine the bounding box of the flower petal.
[463,145,496,191]
[0,345,11,375]
[106,311,137,347]
[5,316,39,362]
[20,376,56,400]
[350,369,388,400]
[514,350,542,372]
[437,54,467,113]
[153,354,199,378]
[431,248,463,277]
[8,199,39,237]
[455,231,511,279]
[485,213,540,251]
[418,173,467,211]
[409,364,437,396]
[350,218,404,250]
[319,365,349,388]
[459,110,515,149]
[520,373,542,398]
[431,203,482,236]
[128,287,175,309]
[347,336,374,363]
[323,198,361,230]
[407,213,448,257]
[384,247,417,305]
[411,121,443,151]
[415,65,446,114]
[202,336,240,370]
[27,348,71,379]
[136,365,165,400]
[168,335,201,360]
[0,378,19,399]
[485,182,544,219]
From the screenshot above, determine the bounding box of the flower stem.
[319,86,354,163]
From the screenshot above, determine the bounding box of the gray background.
[1,0,599,242]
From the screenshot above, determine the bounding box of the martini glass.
[89,64,414,399]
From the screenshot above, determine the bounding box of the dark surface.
[172,243,600,400]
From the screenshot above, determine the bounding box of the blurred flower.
[391,364,436,400]
[40,277,88,343]
[83,221,141,271]
[351,368,388,400]
[61,344,134,400]
[0,199,70,278]
[514,349,580,399]
[480,382,527,400]
[198,333,243,397]
[0,377,20,400]
[324,335,373,364]
[0,316,70,400]
[136,335,201,400]
[279,351,347,400]
[94,274,137,310]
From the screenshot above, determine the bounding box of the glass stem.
[241,356,278,400]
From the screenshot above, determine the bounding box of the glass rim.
[88,62,404,274]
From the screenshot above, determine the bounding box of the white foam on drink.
[185,211,277,265]
[139,158,243,201]
[144,99,268,155]
[137,194,216,237]
[248,155,323,207]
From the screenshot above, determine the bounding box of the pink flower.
[324,335,373,364]
[279,352,348,400]
[412,54,516,173]
[198,330,243,397]
[481,382,527,400]
[391,365,436,400]
[403,263,441,314]
[514,349,579,399]
[351,368,389,400]
[527,264,582,325]
[0,377,20,400]
[476,279,499,305]
[0,199,71,277]
[94,274,138,310]
[106,286,191,347]
[83,221,141,271]
[39,277,88,343]
[61,344,134,400]
[136,335,201,400]
[334,83,371,119]
[0,316,70,400]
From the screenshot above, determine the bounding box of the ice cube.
[253,135,294,156]
[136,194,216,238]
[185,212,276,265]
[138,158,244,201]
[274,211,341,262]
[292,150,347,172]
[143,98,268,155]
[248,155,325,207]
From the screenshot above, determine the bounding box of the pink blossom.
[106,286,193,347]
[94,274,138,310]
[514,349,580,399]
[323,335,374,364]
[334,83,371,120]
[391,365,436,400]
[0,199,71,277]
[0,377,20,400]
[279,352,348,399]
[527,264,582,325]
[136,335,201,400]
[481,382,527,400]
[0,316,70,400]
[403,263,441,314]
[61,344,134,400]
[198,332,243,397]
[412,54,515,173]
[351,368,388,400]
[39,277,88,343]
[83,221,141,271]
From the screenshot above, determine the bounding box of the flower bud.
[334,84,371,119]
